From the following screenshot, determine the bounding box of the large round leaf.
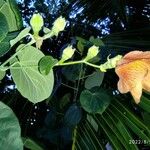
[80,88,111,114]
[10,45,54,103]
[0,0,22,32]
[0,102,23,150]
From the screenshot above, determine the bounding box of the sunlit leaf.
[0,0,22,32]
[0,101,23,150]
[0,32,18,57]
[0,11,19,56]
[10,27,31,47]
[0,69,5,80]
[10,45,54,103]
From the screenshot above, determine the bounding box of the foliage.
[10,45,54,103]
[80,88,111,114]
[0,0,150,150]
[0,102,23,150]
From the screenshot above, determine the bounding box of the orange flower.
[115,51,150,104]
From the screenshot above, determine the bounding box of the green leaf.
[0,32,19,57]
[76,36,87,43]
[39,56,58,75]
[94,115,123,150]
[0,13,9,41]
[10,27,31,47]
[87,114,98,132]
[23,138,44,150]
[105,109,138,150]
[80,88,111,114]
[77,40,84,53]
[10,45,54,103]
[139,96,150,113]
[85,70,104,89]
[0,101,23,150]
[0,0,22,32]
[0,69,5,80]
[110,102,150,144]
[89,36,104,47]
[113,99,150,136]
[72,121,104,150]
[64,104,82,127]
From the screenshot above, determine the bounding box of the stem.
[43,31,55,40]
[55,60,83,66]
[1,49,22,67]
[72,126,77,150]
[55,59,102,70]
[84,61,101,69]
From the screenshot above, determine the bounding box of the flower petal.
[117,79,130,93]
[130,83,143,104]
[116,60,148,103]
[124,51,150,60]
[117,51,150,66]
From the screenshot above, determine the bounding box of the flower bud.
[85,45,99,61]
[61,46,75,62]
[30,13,44,35]
[100,55,122,72]
[52,16,66,36]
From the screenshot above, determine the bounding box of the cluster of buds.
[30,13,67,49]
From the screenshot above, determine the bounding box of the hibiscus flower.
[115,51,150,104]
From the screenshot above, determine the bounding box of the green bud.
[30,13,44,35]
[85,45,99,61]
[52,16,66,36]
[61,46,75,62]
[100,55,122,72]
